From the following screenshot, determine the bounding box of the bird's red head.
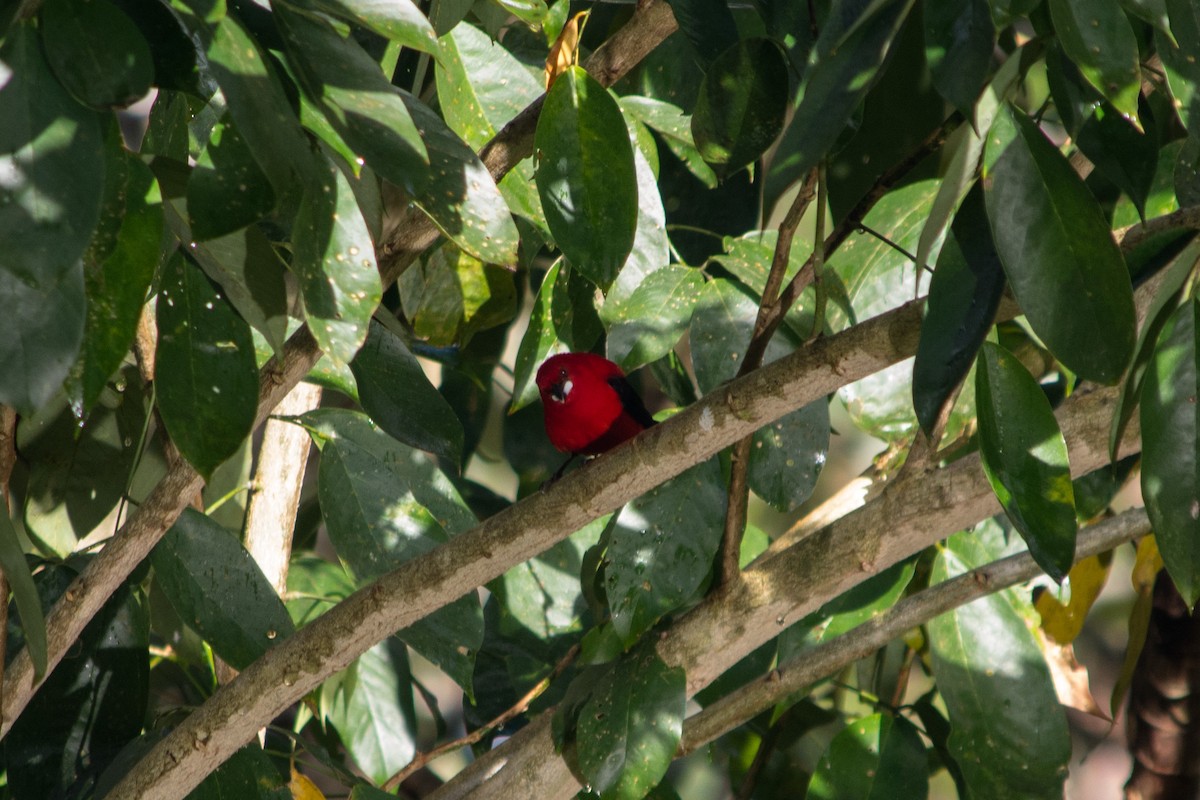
[536,353,653,456]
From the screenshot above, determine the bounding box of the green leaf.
[350,320,465,466]
[666,0,738,64]
[551,262,603,353]
[602,139,671,314]
[155,251,259,479]
[398,243,517,347]
[436,21,544,227]
[1122,0,1173,43]
[807,713,929,800]
[928,521,1071,799]
[976,342,1077,581]
[1048,0,1142,124]
[691,38,789,179]
[621,95,717,189]
[1141,299,1200,606]
[0,23,103,413]
[312,411,481,693]
[690,278,795,395]
[509,263,565,413]
[924,0,996,118]
[985,106,1136,384]
[187,743,290,800]
[78,146,162,414]
[913,184,1005,437]
[764,0,912,208]
[607,458,726,645]
[707,230,816,338]
[39,0,154,109]
[1076,103,1159,221]
[605,265,703,372]
[0,513,46,679]
[324,641,417,784]
[292,154,382,365]
[5,568,147,798]
[576,646,685,800]
[187,114,276,240]
[286,555,357,627]
[535,65,637,289]
[152,509,295,671]
[170,215,290,359]
[748,400,829,513]
[301,0,439,55]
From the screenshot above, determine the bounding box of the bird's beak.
[550,379,572,403]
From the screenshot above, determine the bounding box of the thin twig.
[382,644,580,793]
[806,164,828,344]
[717,169,819,586]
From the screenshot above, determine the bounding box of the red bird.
[536,352,657,456]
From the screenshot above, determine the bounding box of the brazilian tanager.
[536,353,656,456]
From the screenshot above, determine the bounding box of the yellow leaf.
[1042,639,1109,721]
[1033,551,1113,643]
[1131,534,1163,592]
[290,767,325,800]
[544,11,589,90]
[1110,536,1162,718]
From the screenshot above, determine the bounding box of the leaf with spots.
[1048,0,1142,125]
[310,409,481,696]
[606,264,702,372]
[576,644,685,800]
[606,458,726,646]
[976,342,1077,582]
[292,152,382,366]
[155,251,258,479]
[748,400,829,513]
[398,242,518,347]
[300,0,439,56]
[152,508,295,671]
[928,520,1071,799]
[187,113,276,241]
[689,277,795,395]
[350,320,465,467]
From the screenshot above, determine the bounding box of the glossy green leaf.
[808,713,928,800]
[985,106,1135,384]
[301,0,439,55]
[350,320,465,466]
[607,458,726,645]
[0,23,102,413]
[576,646,685,800]
[1048,0,1142,124]
[621,95,717,189]
[78,146,162,414]
[509,263,566,413]
[187,114,275,240]
[1045,40,1102,138]
[690,278,796,395]
[324,641,417,784]
[667,0,738,65]
[924,0,995,118]
[436,22,544,227]
[1141,299,1200,606]
[602,139,671,314]
[152,509,295,671]
[0,512,46,679]
[276,6,426,183]
[749,400,829,513]
[605,265,703,371]
[1076,103,1158,221]
[187,743,290,800]
[23,378,144,558]
[913,184,1005,437]
[550,262,603,353]
[765,0,912,209]
[976,342,1077,581]
[6,569,146,798]
[170,214,290,358]
[692,38,788,179]
[312,410,481,693]
[399,243,517,347]
[40,0,153,109]
[155,251,258,479]
[707,230,817,338]
[535,65,637,289]
[1122,0,1173,43]
[292,154,382,365]
[928,521,1071,799]
[286,555,357,627]
[179,9,318,215]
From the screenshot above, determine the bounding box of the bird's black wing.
[608,375,657,429]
